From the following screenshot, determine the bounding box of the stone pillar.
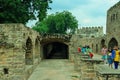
[74,53,81,71]
[69,53,75,62]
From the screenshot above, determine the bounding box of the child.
[107,51,113,68]
[89,52,94,58]
[101,45,108,64]
[77,47,81,53]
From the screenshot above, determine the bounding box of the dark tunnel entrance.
[43,42,68,59]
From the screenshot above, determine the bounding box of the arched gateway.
[40,33,71,59]
[108,37,118,49]
[43,42,68,59]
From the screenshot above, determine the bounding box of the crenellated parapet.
[76,26,104,38]
[78,26,103,30]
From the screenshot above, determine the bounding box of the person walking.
[81,47,86,54]
[101,45,108,64]
[77,46,81,53]
[111,46,120,69]
[87,46,94,58]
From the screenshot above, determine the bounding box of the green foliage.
[32,21,48,33]
[33,11,78,34]
[0,0,52,24]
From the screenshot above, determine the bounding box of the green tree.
[33,11,78,34]
[0,0,52,24]
[32,21,48,33]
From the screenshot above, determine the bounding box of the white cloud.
[83,19,92,24]
[67,0,119,34]
[27,0,120,33]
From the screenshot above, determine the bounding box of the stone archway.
[43,42,68,59]
[108,38,118,49]
[101,39,105,48]
[25,37,33,65]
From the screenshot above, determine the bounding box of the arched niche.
[108,38,118,49]
[96,44,98,53]
[101,39,105,48]
[25,37,33,65]
[92,44,94,49]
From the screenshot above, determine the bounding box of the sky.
[26,0,120,33]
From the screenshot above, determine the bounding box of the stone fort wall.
[0,24,41,80]
[0,1,120,80]
[76,26,104,38]
[0,23,71,80]
[106,1,120,48]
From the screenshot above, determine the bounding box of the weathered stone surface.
[0,24,40,80]
[0,1,120,80]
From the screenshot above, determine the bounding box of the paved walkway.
[28,59,80,80]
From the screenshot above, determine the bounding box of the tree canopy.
[0,0,52,24]
[32,11,78,34]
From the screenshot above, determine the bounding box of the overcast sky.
[27,0,119,33]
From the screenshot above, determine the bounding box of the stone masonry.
[0,24,41,80]
[0,1,120,80]
[70,1,120,55]
[0,24,71,80]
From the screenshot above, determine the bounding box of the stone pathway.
[28,59,80,80]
